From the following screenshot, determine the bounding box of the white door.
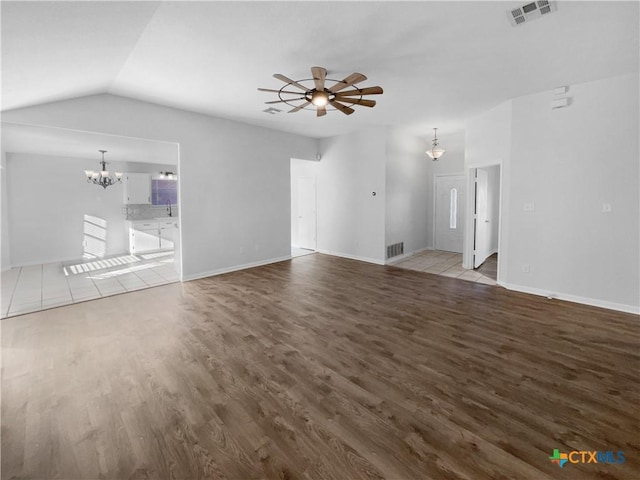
[474,168,491,268]
[297,177,316,250]
[435,175,465,253]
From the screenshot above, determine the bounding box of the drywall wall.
[2,94,318,279]
[465,73,639,312]
[464,101,513,276]
[317,127,386,264]
[6,152,130,266]
[384,127,430,259]
[483,164,501,255]
[1,152,10,270]
[425,130,465,250]
[508,73,639,311]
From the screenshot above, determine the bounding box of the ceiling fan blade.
[274,73,309,92]
[311,66,327,91]
[328,72,367,93]
[258,87,307,95]
[329,100,355,115]
[335,86,384,97]
[335,98,376,108]
[288,101,311,113]
[265,97,305,104]
[317,106,327,117]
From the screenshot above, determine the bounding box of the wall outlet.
[602,203,612,213]
[522,264,530,273]
[523,203,535,212]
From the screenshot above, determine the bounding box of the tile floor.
[1,251,179,318]
[391,249,498,285]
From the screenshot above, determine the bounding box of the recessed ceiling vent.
[262,107,281,114]
[508,1,556,27]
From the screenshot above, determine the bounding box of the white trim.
[316,249,385,266]
[498,281,640,315]
[385,246,433,265]
[182,255,292,282]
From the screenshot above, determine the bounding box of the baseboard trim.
[316,249,385,266]
[499,281,639,315]
[182,255,292,282]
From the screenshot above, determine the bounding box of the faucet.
[166,200,172,217]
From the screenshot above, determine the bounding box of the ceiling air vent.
[262,107,281,114]
[508,1,556,27]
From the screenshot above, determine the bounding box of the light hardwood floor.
[2,253,638,479]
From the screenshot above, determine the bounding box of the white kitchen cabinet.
[159,221,176,250]
[123,173,151,204]
[127,219,178,254]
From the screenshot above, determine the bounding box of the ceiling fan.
[258,66,383,117]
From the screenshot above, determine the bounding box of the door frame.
[463,164,502,281]
[432,173,465,251]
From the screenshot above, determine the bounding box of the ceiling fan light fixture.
[426,128,446,161]
[259,67,383,116]
[310,90,329,107]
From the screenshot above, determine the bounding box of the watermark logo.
[549,449,568,468]
[549,449,625,468]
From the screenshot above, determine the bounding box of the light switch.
[523,203,535,212]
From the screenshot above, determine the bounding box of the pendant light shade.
[84,150,122,189]
[426,128,445,160]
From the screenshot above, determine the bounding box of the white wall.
[484,164,500,255]
[464,101,513,276]
[2,94,318,280]
[290,158,318,248]
[465,73,639,313]
[384,127,430,258]
[1,152,11,270]
[5,153,131,266]
[317,127,386,264]
[508,73,639,311]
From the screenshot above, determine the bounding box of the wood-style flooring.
[2,253,639,479]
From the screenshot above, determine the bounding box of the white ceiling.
[2,1,638,140]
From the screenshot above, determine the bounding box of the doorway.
[434,174,466,253]
[290,159,317,258]
[473,165,501,274]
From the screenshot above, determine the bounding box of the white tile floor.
[1,251,179,318]
[391,249,498,286]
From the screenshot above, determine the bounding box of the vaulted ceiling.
[2,1,638,139]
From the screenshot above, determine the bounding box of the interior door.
[474,168,491,268]
[435,175,465,253]
[297,177,316,250]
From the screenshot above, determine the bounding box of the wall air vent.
[387,242,404,259]
[508,1,556,27]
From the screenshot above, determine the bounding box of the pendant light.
[426,128,445,160]
[84,150,123,189]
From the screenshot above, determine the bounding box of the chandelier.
[426,128,446,160]
[84,150,122,189]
